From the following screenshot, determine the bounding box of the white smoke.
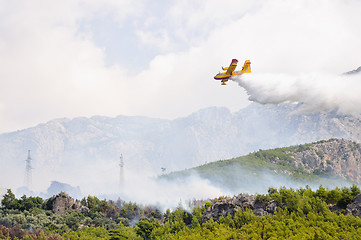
[121,170,226,211]
[233,72,361,114]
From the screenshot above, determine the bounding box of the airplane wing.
[226,59,238,75]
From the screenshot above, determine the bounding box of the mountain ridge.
[1,103,361,193]
[162,139,360,194]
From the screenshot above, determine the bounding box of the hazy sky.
[1,0,361,133]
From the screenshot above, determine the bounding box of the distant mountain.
[42,181,82,199]
[344,66,361,75]
[163,139,360,193]
[1,103,361,193]
[14,181,81,199]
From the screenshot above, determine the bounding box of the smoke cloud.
[121,171,226,211]
[118,166,354,211]
[233,72,361,115]
[3,155,356,211]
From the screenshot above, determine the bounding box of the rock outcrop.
[268,139,361,182]
[202,192,361,222]
[50,193,88,215]
[346,194,361,217]
[202,194,277,222]
[293,139,361,182]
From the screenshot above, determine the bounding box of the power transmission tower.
[24,150,33,189]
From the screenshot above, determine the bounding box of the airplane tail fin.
[241,60,251,73]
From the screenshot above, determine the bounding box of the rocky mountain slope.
[164,139,361,194]
[1,103,361,193]
[271,139,361,182]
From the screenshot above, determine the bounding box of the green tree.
[316,185,327,200]
[87,196,101,211]
[326,187,342,205]
[135,220,159,240]
[18,195,43,211]
[233,208,258,228]
[350,184,360,197]
[1,189,18,210]
[337,187,353,208]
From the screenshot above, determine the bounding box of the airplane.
[214,59,251,85]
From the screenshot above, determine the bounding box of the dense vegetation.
[1,184,361,239]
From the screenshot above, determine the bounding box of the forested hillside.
[162,139,361,193]
[1,185,361,239]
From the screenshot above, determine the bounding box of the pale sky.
[1,0,361,133]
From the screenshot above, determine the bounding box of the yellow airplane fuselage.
[214,59,251,85]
